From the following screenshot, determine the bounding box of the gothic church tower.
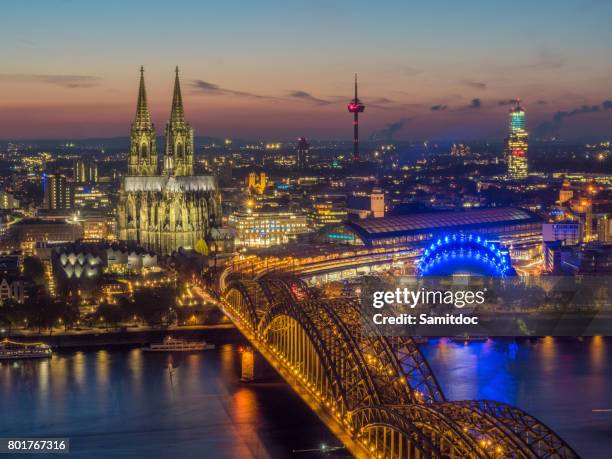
[128,67,158,176]
[163,67,194,176]
[117,67,221,255]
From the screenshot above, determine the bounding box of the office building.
[505,101,528,179]
[229,209,310,248]
[296,137,310,169]
[73,159,99,184]
[43,173,74,210]
[543,221,581,246]
[347,188,385,219]
[308,202,347,228]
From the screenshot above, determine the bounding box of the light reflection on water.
[0,339,610,458]
[420,337,612,458]
[0,344,340,459]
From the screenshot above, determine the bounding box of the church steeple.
[164,66,193,176]
[128,66,158,176]
[135,66,152,127]
[169,66,185,124]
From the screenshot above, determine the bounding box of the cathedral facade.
[117,67,222,255]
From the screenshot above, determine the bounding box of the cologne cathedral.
[117,67,222,255]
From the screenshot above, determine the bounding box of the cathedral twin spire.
[169,66,185,125]
[135,66,152,128]
[128,66,193,177]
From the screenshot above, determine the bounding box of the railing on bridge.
[219,273,579,459]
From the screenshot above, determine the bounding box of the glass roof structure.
[346,207,541,242]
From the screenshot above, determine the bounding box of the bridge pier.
[240,346,256,382]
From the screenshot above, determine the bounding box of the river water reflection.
[0,338,610,458]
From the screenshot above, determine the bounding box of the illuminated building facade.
[578,198,593,242]
[543,221,581,246]
[73,159,98,184]
[308,202,347,228]
[81,215,116,241]
[0,191,19,210]
[598,215,612,243]
[9,219,83,253]
[319,207,543,258]
[116,67,222,255]
[0,278,25,304]
[505,101,528,179]
[229,209,310,248]
[43,173,74,210]
[346,188,385,219]
[558,180,574,203]
[245,172,267,195]
[296,137,310,169]
[74,186,110,210]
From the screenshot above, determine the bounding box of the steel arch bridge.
[416,233,515,277]
[217,273,579,459]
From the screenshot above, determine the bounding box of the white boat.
[142,336,215,352]
[0,338,52,360]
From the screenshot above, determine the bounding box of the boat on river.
[142,336,215,352]
[0,338,52,360]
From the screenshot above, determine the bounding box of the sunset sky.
[1,0,612,140]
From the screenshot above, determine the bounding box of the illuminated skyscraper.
[43,173,74,210]
[296,137,310,169]
[347,74,365,161]
[73,159,98,184]
[505,100,528,179]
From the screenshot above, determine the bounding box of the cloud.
[461,80,487,90]
[368,96,408,110]
[192,82,332,105]
[191,79,275,100]
[287,90,331,105]
[0,73,101,88]
[460,98,482,110]
[371,97,393,104]
[430,104,448,111]
[369,118,411,141]
[535,100,612,137]
[429,99,480,111]
[191,80,222,92]
[498,99,547,106]
[191,80,403,109]
[497,99,519,106]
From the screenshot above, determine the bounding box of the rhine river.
[1,337,610,458]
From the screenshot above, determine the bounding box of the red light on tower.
[347,74,365,161]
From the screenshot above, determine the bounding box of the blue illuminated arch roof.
[416,233,515,277]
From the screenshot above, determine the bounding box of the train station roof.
[346,207,542,241]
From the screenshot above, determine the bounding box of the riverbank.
[2,324,243,349]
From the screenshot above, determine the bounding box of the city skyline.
[1,0,612,140]
[0,3,610,459]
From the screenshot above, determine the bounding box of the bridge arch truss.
[221,274,578,459]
